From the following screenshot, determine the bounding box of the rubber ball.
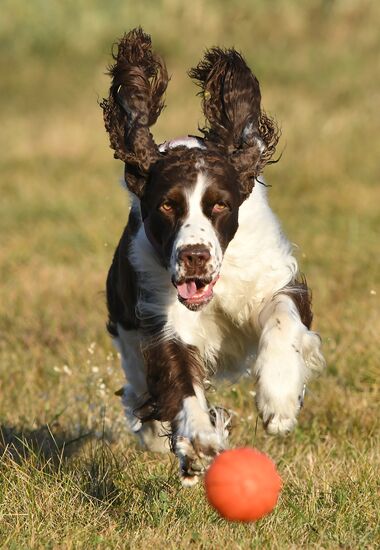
[205,447,282,521]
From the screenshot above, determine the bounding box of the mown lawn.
[0,1,379,548]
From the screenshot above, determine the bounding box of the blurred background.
[0,1,379,546]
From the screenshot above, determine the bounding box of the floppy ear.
[101,28,168,197]
[189,49,280,198]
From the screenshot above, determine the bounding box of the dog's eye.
[212,202,227,214]
[159,201,173,213]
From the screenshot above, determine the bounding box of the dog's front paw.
[255,380,306,435]
[255,349,306,436]
[260,407,298,436]
[174,429,224,487]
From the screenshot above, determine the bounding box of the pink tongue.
[177,281,197,299]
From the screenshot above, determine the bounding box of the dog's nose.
[178,246,211,269]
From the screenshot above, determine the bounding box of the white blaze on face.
[170,172,223,282]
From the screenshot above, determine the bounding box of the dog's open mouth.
[173,277,219,310]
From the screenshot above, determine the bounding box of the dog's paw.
[262,410,298,436]
[256,372,304,436]
[255,383,306,436]
[174,429,224,487]
[256,364,305,435]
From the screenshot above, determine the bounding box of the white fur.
[170,173,222,282]
[255,294,321,434]
[114,326,147,396]
[158,136,205,152]
[121,174,325,467]
[174,386,226,448]
[164,181,300,366]
[114,326,170,452]
[175,394,215,443]
[174,386,227,486]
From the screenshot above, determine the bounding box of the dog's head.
[101,28,279,311]
[142,145,241,310]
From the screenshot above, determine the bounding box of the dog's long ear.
[189,48,280,198]
[101,28,168,197]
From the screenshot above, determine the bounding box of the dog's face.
[139,148,242,310]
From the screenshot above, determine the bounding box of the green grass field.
[1,1,379,548]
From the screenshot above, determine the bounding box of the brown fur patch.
[189,48,280,199]
[100,28,168,197]
[106,207,141,335]
[135,339,204,422]
[283,276,313,329]
[140,146,242,267]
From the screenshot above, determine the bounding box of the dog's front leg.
[142,339,227,486]
[254,293,325,436]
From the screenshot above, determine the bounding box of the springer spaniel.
[101,28,326,486]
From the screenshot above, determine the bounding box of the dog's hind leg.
[114,326,170,453]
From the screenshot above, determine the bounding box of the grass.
[0,0,379,548]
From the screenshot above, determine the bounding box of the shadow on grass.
[0,420,183,512]
[0,421,93,466]
[0,421,127,507]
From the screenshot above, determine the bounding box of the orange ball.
[205,447,282,521]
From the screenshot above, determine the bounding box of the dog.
[101,28,326,486]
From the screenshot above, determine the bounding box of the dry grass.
[0,1,379,548]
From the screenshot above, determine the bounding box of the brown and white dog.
[101,28,325,485]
